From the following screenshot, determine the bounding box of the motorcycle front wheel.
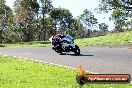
[73,45,80,55]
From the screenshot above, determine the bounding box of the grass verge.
[75,31,132,46]
[0,55,132,88]
[0,41,51,48]
[0,31,132,48]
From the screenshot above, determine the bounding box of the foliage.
[97,0,132,12]
[96,0,132,32]
[40,0,53,40]
[0,0,14,43]
[49,8,73,31]
[110,8,128,31]
[1,0,131,43]
[0,0,105,43]
[99,23,109,32]
[13,0,40,42]
[79,9,98,37]
[0,0,5,14]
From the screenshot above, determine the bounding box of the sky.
[5,0,115,30]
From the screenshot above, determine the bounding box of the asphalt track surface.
[0,47,132,77]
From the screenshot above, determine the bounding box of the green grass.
[0,55,132,88]
[0,41,51,48]
[75,31,132,46]
[0,31,132,48]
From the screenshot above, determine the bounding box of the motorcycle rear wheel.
[55,49,62,54]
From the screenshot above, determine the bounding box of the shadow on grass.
[59,53,94,56]
[0,44,5,47]
[35,41,51,44]
[16,41,51,45]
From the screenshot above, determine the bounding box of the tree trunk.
[87,29,90,37]
[0,30,3,44]
[42,4,46,41]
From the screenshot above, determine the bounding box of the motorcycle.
[49,34,80,55]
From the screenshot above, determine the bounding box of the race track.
[0,47,132,76]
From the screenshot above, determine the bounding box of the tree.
[40,17,56,40]
[79,9,98,37]
[14,0,40,42]
[96,0,132,31]
[0,0,14,43]
[5,6,13,24]
[99,23,109,32]
[97,0,132,12]
[68,18,85,38]
[0,0,6,43]
[126,19,132,30]
[39,0,53,40]
[110,8,127,31]
[49,8,73,33]
[0,0,5,14]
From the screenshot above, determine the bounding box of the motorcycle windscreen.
[66,34,74,40]
[49,36,53,42]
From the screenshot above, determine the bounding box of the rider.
[52,29,65,49]
[53,30,74,44]
[53,29,65,42]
